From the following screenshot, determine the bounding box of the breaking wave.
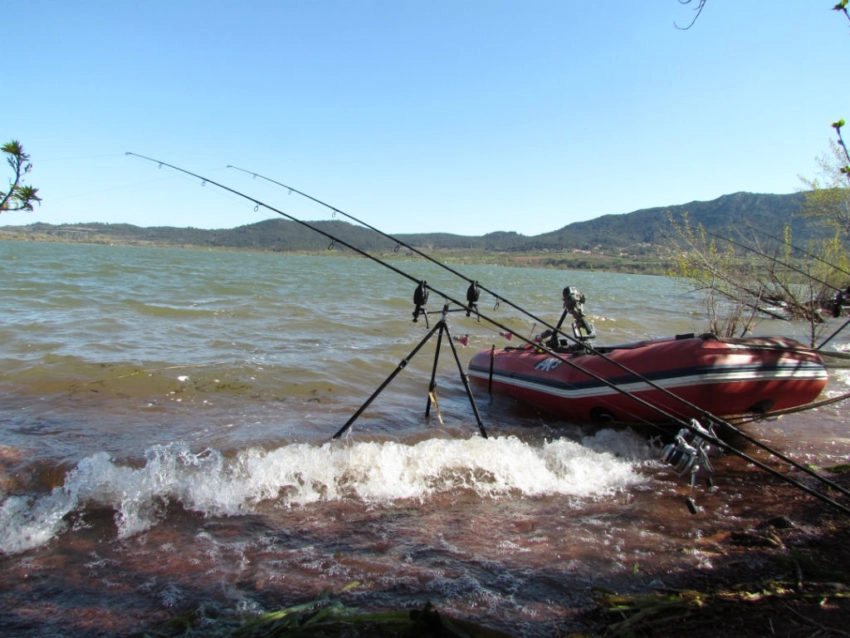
[0,432,652,554]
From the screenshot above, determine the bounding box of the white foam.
[829,367,850,392]
[828,343,850,391]
[0,433,651,554]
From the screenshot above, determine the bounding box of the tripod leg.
[443,324,488,438]
[332,322,442,439]
[424,321,446,418]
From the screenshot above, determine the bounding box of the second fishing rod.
[225,168,800,421]
[231,162,850,512]
[135,155,713,433]
[129,153,850,514]
[225,165,849,498]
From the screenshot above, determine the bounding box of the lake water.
[1,240,849,636]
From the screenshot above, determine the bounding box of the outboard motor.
[563,286,595,342]
[547,286,597,349]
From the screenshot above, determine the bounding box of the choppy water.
[1,240,849,636]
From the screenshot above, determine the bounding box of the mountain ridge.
[0,191,821,261]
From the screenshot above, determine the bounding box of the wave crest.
[0,432,651,554]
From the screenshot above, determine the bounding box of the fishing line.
[225,167,793,422]
[726,389,850,426]
[224,163,850,505]
[707,231,842,293]
[224,165,850,500]
[743,223,850,281]
[128,153,850,514]
[820,317,850,350]
[227,164,573,327]
[708,230,850,348]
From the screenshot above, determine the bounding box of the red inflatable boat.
[467,333,828,425]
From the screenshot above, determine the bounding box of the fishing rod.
[137,160,700,433]
[132,158,713,436]
[225,169,809,421]
[128,153,850,514]
[225,165,850,500]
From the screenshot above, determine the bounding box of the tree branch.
[675,0,707,30]
[0,140,40,212]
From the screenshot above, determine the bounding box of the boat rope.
[783,344,850,367]
[223,165,850,501]
[127,153,850,515]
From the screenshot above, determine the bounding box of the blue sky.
[4,1,848,235]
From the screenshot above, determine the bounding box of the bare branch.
[675,0,708,30]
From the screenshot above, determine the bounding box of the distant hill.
[0,192,827,264]
[528,192,812,251]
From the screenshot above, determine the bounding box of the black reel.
[412,280,429,323]
[832,286,850,318]
[466,281,480,317]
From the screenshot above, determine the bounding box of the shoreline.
[0,233,671,275]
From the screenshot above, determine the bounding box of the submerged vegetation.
[147,598,513,637]
[587,470,850,637]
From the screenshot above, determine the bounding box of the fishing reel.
[412,280,429,323]
[466,281,480,318]
[412,280,483,326]
[662,419,716,514]
[831,286,850,318]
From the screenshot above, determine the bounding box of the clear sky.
[4,1,849,235]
